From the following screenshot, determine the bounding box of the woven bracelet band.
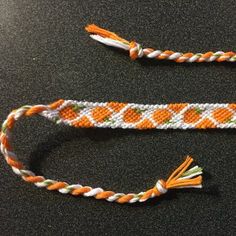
[1,99,236,204]
[85,24,236,62]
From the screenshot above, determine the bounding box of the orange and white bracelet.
[86,24,236,62]
[1,99,236,204]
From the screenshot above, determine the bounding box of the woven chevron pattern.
[86,24,236,62]
[1,99,236,204]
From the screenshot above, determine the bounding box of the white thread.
[155,180,167,194]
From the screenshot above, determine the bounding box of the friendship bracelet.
[85,24,236,62]
[1,100,236,204]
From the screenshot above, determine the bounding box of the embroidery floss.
[86,24,236,62]
[1,100,236,203]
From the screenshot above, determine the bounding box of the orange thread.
[123,108,142,123]
[91,106,112,123]
[86,24,236,63]
[47,182,68,190]
[71,187,91,196]
[85,24,129,44]
[25,106,47,116]
[3,100,236,204]
[212,108,233,123]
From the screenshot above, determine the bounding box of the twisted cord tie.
[129,41,144,60]
[85,24,236,62]
[2,99,236,204]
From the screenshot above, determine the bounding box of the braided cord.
[86,24,236,62]
[1,99,236,204]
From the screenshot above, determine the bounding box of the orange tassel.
[85,24,129,44]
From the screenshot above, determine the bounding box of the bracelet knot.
[129,41,143,60]
[155,179,168,195]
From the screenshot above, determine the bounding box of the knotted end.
[129,41,144,60]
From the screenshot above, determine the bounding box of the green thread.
[182,167,203,177]
[72,104,86,112]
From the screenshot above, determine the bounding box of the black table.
[0,1,235,235]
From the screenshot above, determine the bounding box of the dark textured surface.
[0,1,235,235]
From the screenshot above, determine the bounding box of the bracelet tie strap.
[1,99,236,204]
[85,24,236,62]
